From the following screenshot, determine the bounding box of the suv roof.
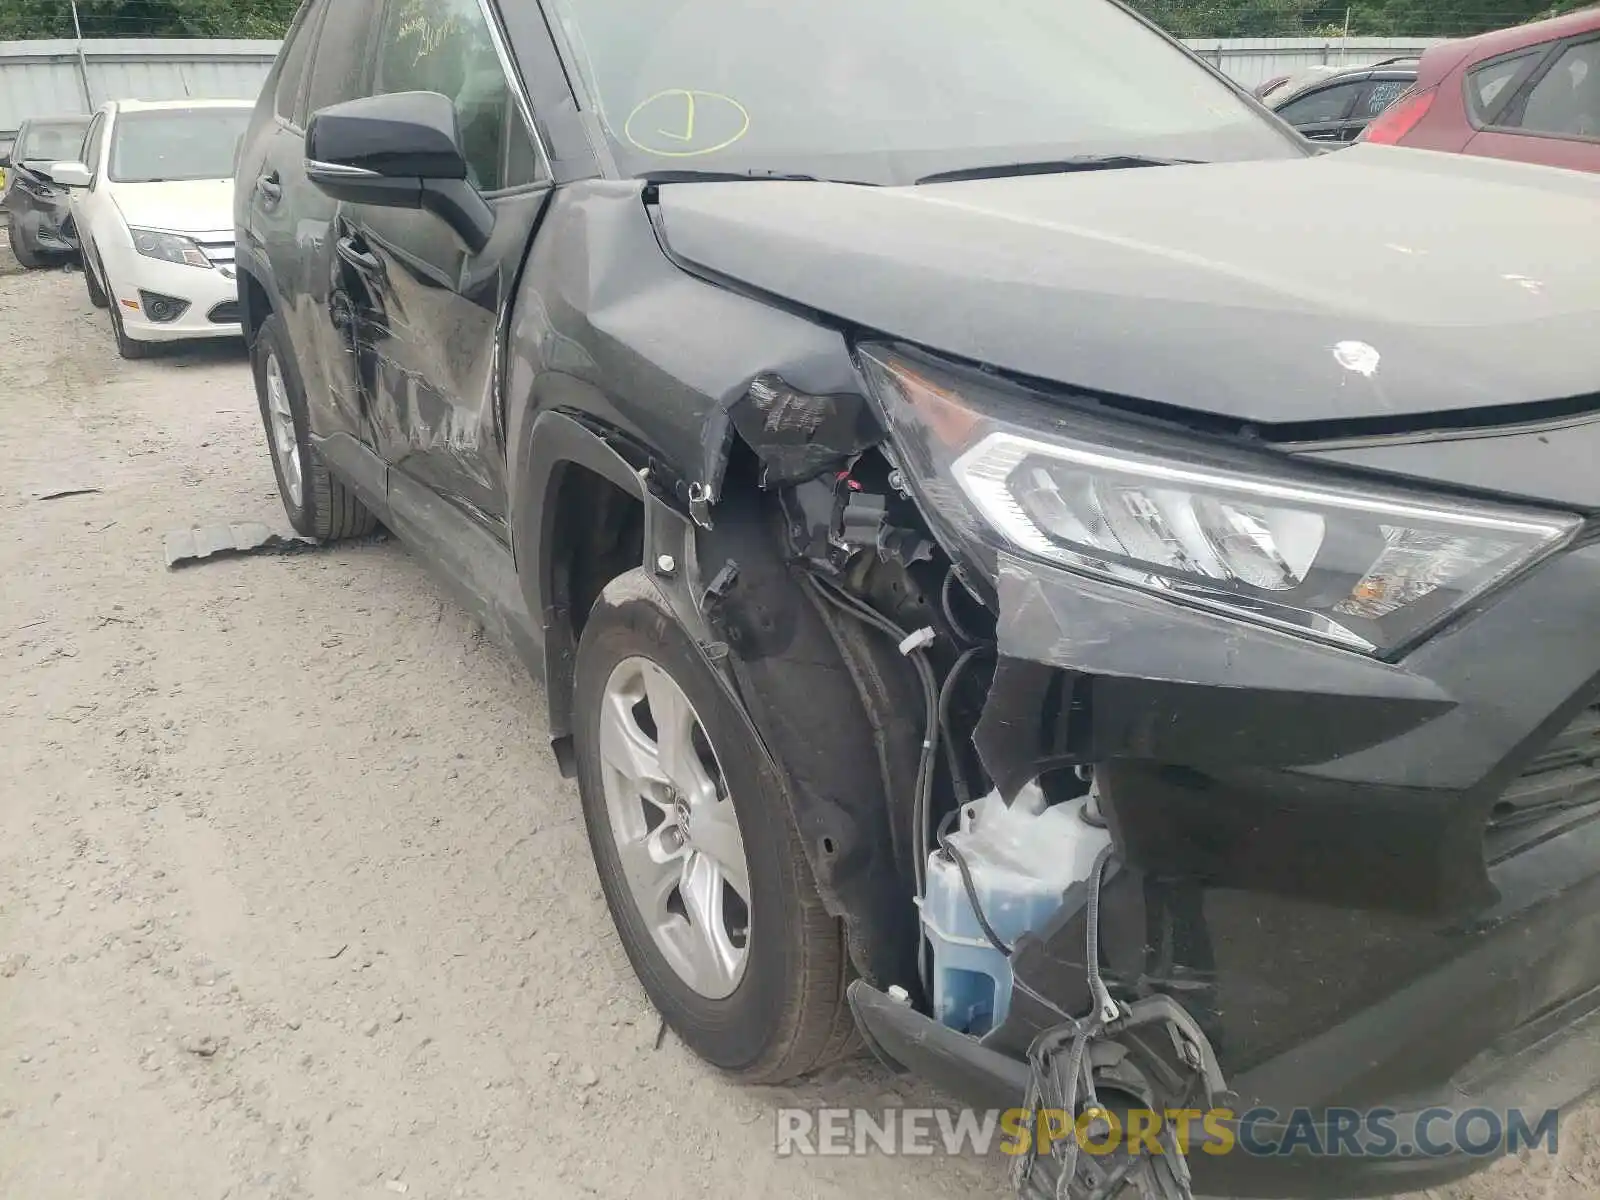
[1267,57,1420,109]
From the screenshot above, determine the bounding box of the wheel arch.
[234,241,286,350]
[512,410,922,995]
[510,409,650,777]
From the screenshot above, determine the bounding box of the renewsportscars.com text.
[774,1106,1560,1160]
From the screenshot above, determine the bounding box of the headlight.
[129,227,212,269]
[859,344,1580,657]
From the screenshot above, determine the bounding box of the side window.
[1277,81,1363,125]
[82,114,105,173]
[275,0,329,124]
[1515,40,1600,139]
[1360,79,1412,119]
[305,0,381,119]
[371,0,542,192]
[1467,50,1542,125]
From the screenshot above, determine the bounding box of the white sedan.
[50,99,252,360]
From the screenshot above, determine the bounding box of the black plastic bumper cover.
[883,537,1600,1196]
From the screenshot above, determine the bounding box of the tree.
[1126,0,1596,37]
[0,0,301,39]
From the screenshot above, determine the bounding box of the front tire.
[83,253,109,308]
[251,312,377,541]
[108,291,152,360]
[8,220,43,269]
[573,569,855,1083]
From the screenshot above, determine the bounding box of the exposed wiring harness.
[804,571,1000,1001]
[803,576,941,901]
[805,560,1229,1200]
[940,565,986,648]
[1012,847,1233,1200]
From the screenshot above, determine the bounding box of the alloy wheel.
[264,350,303,509]
[597,656,752,1000]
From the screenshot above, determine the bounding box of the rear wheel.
[252,312,377,541]
[573,569,855,1083]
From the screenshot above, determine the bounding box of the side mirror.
[305,91,494,254]
[44,160,92,188]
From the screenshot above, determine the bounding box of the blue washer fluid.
[919,784,1111,1036]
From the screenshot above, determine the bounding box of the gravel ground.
[0,261,1594,1200]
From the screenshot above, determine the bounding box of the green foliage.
[0,0,302,39]
[1127,0,1598,38]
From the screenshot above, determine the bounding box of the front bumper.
[872,529,1600,1196]
[104,250,241,343]
[5,189,77,254]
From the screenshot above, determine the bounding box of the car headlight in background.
[858,344,1581,657]
[129,227,212,269]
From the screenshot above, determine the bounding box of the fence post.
[69,0,94,112]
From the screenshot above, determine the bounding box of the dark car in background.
[1360,6,1600,174]
[2,114,91,266]
[1266,57,1419,142]
[235,0,1600,1197]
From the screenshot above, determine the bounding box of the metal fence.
[1184,36,1448,88]
[0,39,278,138]
[0,34,1446,140]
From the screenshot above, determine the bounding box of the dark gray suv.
[235,3,1600,1197]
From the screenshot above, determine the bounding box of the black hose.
[935,806,1013,956]
[1084,843,1119,1025]
[937,644,990,812]
[940,565,985,647]
[803,574,941,902]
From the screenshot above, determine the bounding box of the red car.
[1360,5,1600,172]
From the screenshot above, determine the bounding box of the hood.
[655,146,1600,428]
[111,179,235,235]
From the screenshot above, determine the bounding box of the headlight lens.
[860,344,1580,656]
[129,227,212,269]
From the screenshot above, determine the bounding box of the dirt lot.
[0,260,1593,1200]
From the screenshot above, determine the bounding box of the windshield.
[541,0,1302,183]
[17,119,90,164]
[108,109,251,184]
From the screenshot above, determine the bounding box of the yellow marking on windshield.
[624,90,750,158]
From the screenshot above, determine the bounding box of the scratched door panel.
[358,0,554,537]
[350,189,549,536]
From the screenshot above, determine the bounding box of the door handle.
[337,236,383,276]
[257,172,282,203]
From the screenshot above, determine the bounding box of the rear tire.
[8,221,42,269]
[573,568,854,1084]
[251,312,377,542]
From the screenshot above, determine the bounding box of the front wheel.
[251,312,377,541]
[8,220,43,269]
[573,569,856,1083]
[83,253,109,308]
[107,291,152,360]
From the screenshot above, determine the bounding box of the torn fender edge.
[715,374,886,492]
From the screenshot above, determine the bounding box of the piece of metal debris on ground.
[163,522,321,570]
